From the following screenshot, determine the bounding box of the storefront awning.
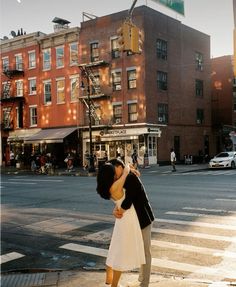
[24,127,77,144]
[8,128,41,142]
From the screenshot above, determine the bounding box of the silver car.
[209,151,236,169]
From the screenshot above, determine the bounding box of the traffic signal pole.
[128,0,138,19]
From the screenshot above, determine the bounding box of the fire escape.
[1,63,24,131]
[78,60,109,125]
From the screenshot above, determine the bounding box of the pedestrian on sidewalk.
[97,159,154,287]
[170,148,176,172]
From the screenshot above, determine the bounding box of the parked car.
[209,151,236,169]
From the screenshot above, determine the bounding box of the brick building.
[211,56,236,152]
[1,6,214,167]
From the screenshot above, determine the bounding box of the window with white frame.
[43,80,52,104]
[16,80,23,96]
[28,50,36,69]
[15,54,23,70]
[43,48,51,70]
[2,57,9,70]
[28,78,36,95]
[111,38,120,59]
[70,43,78,65]
[128,102,137,122]
[29,106,37,126]
[56,46,64,68]
[113,104,122,124]
[70,76,79,102]
[127,69,136,89]
[112,70,121,91]
[157,39,167,60]
[148,135,157,156]
[56,78,65,103]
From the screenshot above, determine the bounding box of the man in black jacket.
[110,159,154,287]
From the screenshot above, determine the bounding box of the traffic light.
[117,22,132,51]
[131,25,142,54]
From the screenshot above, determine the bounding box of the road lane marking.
[1,181,37,185]
[60,243,236,280]
[151,240,236,259]
[152,228,236,243]
[0,252,25,264]
[60,243,108,257]
[9,178,64,182]
[155,218,236,230]
[215,198,236,202]
[182,207,236,214]
[165,211,236,222]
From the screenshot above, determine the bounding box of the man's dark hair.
[108,158,125,168]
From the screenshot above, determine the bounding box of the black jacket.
[122,173,154,229]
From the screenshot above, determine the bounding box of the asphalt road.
[1,168,236,283]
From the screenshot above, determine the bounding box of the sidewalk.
[3,269,230,287]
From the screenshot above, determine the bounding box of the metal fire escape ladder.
[79,65,101,122]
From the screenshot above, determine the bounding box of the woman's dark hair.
[96,163,115,200]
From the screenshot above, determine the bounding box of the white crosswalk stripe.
[155,169,236,176]
[0,252,25,264]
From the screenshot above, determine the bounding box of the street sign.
[151,0,185,16]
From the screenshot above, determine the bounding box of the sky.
[0,0,234,58]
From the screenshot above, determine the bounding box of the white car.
[209,151,236,169]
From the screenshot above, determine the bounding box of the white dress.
[106,190,146,271]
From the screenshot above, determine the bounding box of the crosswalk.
[1,207,236,285]
[149,169,236,176]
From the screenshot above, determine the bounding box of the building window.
[195,52,203,71]
[70,76,79,102]
[28,51,36,69]
[112,71,121,91]
[111,38,120,59]
[233,91,236,111]
[128,103,137,122]
[148,135,157,156]
[2,82,10,99]
[29,78,36,95]
[43,48,51,70]
[89,72,101,95]
[196,108,204,124]
[29,106,37,126]
[127,69,136,89]
[113,104,122,124]
[157,71,167,90]
[56,78,65,103]
[44,81,51,104]
[2,57,9,71]
[15,54,23,70]
[157,39,167,60]
[56,46,64,68]
[15,80,23,96]
[3,108,11,129]
[195,79,203,97]
[158,103,168,124]
[90,42,99,62]
[70,43,78,65]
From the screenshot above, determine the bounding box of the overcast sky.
[0,0,234,58]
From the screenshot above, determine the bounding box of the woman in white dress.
[97,162,145,287]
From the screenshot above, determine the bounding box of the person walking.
[170,148,176,172]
